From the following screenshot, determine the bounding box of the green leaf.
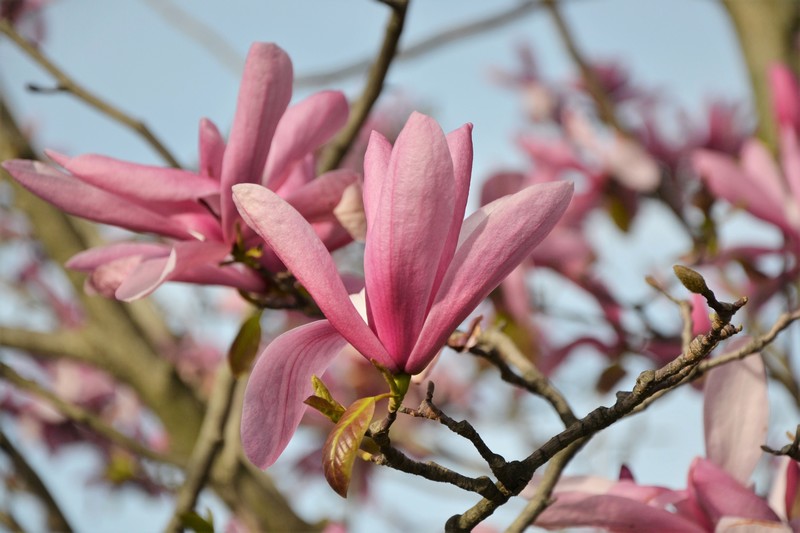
[228,310,263,376]
[312,375,340,406]
[179,510,214,533]
[322,396,376,498]
[304,395,346,423]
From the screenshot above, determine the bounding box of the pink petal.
[779,128,800,215]
[262,90,348,190]
[198,118,225,179]
[480,171,525,206]
[45,150,219,201]
[86,255,147,298]
[429,123,474,305]
[2,160,193,239]
[770,64,800,132]
[333,182,367,241]
[690,458,780,524]
[282,169,358,222]
[407,180,572,374]
[115,241,231,301]
[704,349,768,484]
[364,112,457,367]
[66,242,170,271]
[232,184,393,369]
[535,492,706,532]
[220,43,293,242]
[241,320,347,468]
[362,130,392,227]
[693,148,790,232]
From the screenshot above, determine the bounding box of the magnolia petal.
[86,255,146,298]
[199,118,225,179]
[407,181,572,374]
[45,150,218,201]
[535,492,706,532]
[2,160,192,239]
[704,350,768,484]
[779,128,800,214]
[241,320,347,468]
[232,184,393,369]
[333,182,367,241]
[428,122,474,306]
[693,149,790,232]
[263,90,348,190]
[770,64,800,132]
[220,42,293,242]
[283,169,358,222]
[362,130,392,227]
[480,171,526,206]
[66,242,169,271]
[364,112,457,367]
[115,241,231,301]
[690,458,780,524]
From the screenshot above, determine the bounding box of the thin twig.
[141,0,244,77]
[0,19,180,167]
[0,431,73,532]
[295,0,555,88]
[317,0,409,173]
[460,329,577,427]
[0,509,25,533]
[399,382,509,482]
[0,361,182,465]
[164,365,238,532]
[542,0,623,132]
[446,297,747,531]
[505,438,587,533]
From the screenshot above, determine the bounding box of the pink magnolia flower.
[2,43,357,300]
[531,353,792,532]
[232,112,573,468]
[693,64,800,255]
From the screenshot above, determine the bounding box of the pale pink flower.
[232,112,573,468]
[2,43,357,300]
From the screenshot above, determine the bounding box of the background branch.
[0,431,73,532]
[317,0,409,173]
[0,19,180,167]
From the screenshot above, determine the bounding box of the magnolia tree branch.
[399,382,509,481]
[295,0,554,88]
[165,366,238,532]
[457,328,577,427]
[0,509,24,533]
[542,0,623,132]
[317,0,409,173]
[141,0,244,77]
[506,438,588,532]
[446,297,747,531]
[0,20,180,167]
[0,431,73,532]
[0,361,182,465]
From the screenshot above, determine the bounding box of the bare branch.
[317,0,409,173]
[506,438,587,532]
[165,366,239,532]
[0,361,183,465]
[457,328,577,427]
[0,431,73,532]
[0,19,181,167]
[295,0,554,88]
[542,0,623,131]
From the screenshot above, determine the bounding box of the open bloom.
[233,111,573,468]
[2,42,357,300]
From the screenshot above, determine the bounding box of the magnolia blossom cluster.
[3,42,575,470]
